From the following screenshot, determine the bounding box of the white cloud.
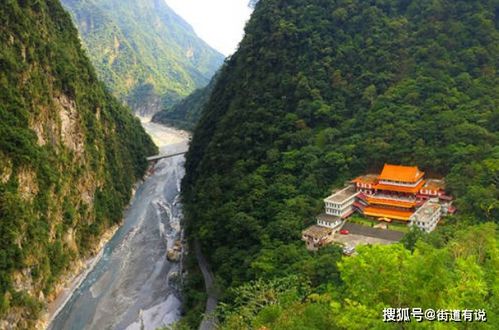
[165,0,253,56]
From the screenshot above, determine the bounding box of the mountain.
[248,0,259,9]
[0,0,156,327]
[180,0,499,327]
[60,0,225,116]
[152,72,219,130]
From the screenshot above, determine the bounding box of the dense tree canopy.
[152,72,220,130]
[0,0,156,325]
[219,224,498,329]
[181,0,498,327]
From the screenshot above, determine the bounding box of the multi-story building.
[302,186,358,250]
[409,200,442,232]
[323,185,359,218]
[303,164,455,249]
[352,164,425,221]
[351,164,453,231]
[418,179,456,215]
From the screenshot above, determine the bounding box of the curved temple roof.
[378,164,424,183]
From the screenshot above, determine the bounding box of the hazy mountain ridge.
[248,0,259,9]
[61,0,225,116]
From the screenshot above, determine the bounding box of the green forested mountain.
[181,0,499,327]
[0,0,156,327]
[152,72,219,130]
[60,0,225,116]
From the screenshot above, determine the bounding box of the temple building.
[303,164,455,247]
[351,164,455,225]
[352,164,426,221]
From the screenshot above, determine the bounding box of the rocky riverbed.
[48,121,189,330]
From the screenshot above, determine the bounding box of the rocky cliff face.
[0,1,157,327]
[60,0,225,116]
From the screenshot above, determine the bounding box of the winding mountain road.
[195,241,219,330]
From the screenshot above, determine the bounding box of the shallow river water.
[49,121,189,330]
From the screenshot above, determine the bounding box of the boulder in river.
[167,240,182,262]
[167,250,180,262]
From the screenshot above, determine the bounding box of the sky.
[164,0,253,56]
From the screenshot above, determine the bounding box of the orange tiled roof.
[423,179,445,191]
[351,174,378,185]
[378,164,424,183]
[366,196,416,209]
[374,180,426,194]
[363,206,413,221]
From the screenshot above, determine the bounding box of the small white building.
[409,200,441,233]
[324,185,359,218]
[316,213,342,229]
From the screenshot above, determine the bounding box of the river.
[49,120,190,330]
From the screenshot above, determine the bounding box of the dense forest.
[0,0,156,327]
[152,73,219,130]
[60,0,224,115]
[180,0,499,328]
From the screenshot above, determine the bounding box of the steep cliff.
[60,0,225,116]
[0,0,157,327]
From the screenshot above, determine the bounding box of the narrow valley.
[49,122,189,330]
[2,1,497,329]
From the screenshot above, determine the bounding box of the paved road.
[195,241,219,330]
[342,222,405,241]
